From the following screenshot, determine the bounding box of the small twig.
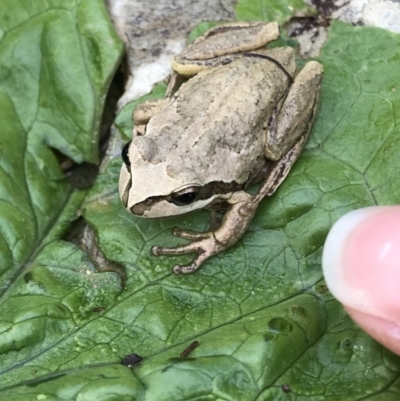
[180,341,199,358]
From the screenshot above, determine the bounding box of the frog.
[119,21,323,274]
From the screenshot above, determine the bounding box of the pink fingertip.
[323,206,400,324]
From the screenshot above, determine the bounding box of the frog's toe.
[173,264,187,274]
[151,241,200,256]
[173,252,210,275]
[152,237,217,274]
[173,228,213,241]
[173,263,198,275]
[151,245,163,256]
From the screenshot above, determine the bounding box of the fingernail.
[322,206,400,324]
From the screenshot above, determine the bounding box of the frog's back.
[144,49,295,186]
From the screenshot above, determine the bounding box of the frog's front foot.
[151,229,220,274]
[151,201,259,274]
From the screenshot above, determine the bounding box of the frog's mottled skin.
[119,21,323,274]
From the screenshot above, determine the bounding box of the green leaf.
[2,1,400,400]
[0,0,123,290]
[0,0,124,391]
[235,0,315,23]
[81,19,400,400]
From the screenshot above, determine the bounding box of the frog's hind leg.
[258,130,310,199]
[264,60,323,161]
[172,21,280,76]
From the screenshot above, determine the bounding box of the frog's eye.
[171,186,201,206]
[121,142,131,167]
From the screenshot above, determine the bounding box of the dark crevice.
[59,57,128,284]
[54,60,127,190]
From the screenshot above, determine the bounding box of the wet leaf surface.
[1,0,400,399]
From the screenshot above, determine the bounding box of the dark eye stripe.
[129,180,244,216]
